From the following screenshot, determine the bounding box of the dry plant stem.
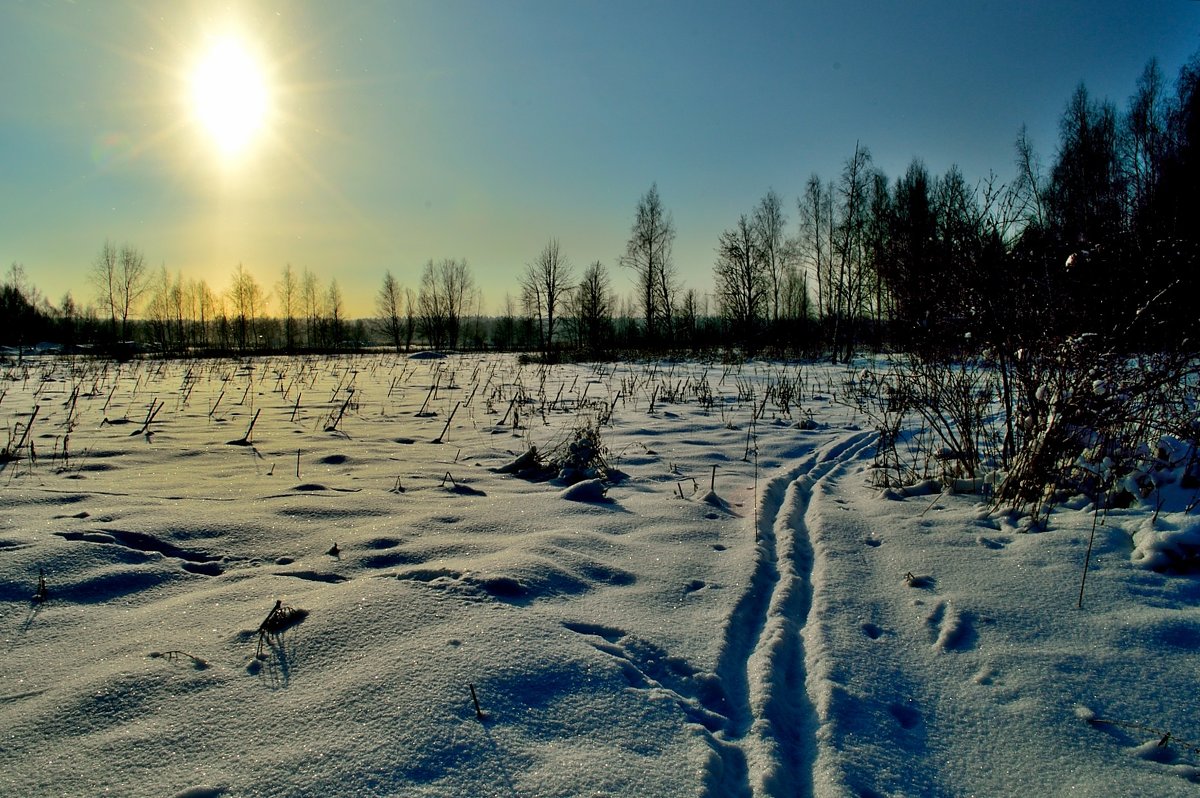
[434,401,461,444]
[499,396,517,427]
[1078,496,1105,609]
[132,399,163,437]
[417,383,436,416]
[920,488,948,518]
[469,684,485,720]
[153,650,209,668]
[237,408,262,445]
[326,395,352,432]
[1087,716,1200,754]
[256,600,284,658]
[32,568,47,603]
[11,405,39,456]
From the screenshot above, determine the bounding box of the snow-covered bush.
[547,421,612,484]
[841,357,1001,490]
[899,355,1001,482]
[995,337,1200,518]
[846,335,1200,520]
[838,364,916,488]
[498,420,614,485]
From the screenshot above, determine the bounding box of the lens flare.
[191,36,268,155]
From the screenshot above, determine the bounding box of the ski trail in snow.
[706,430,876,798]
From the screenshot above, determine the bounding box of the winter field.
[2,352,1199,797]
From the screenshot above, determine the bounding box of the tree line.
[711,53,1200,361]
[4,50,1197,360]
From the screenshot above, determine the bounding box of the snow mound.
[560,478,608,502]
[1131,514,1200,572]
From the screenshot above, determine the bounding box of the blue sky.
[2,1,1199,317]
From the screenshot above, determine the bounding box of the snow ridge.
[707,430,875,797]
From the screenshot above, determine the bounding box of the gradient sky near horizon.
[3,1,1199,318]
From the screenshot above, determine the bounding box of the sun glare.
[191,36,269,156]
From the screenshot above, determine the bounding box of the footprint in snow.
[889,701,922,730]
[361,550,423,569]
[861,622,885,639]
[927,600,978,651]
[562,621,727,732]
[274,570,349,584]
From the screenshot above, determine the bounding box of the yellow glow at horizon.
[191,36,268,156]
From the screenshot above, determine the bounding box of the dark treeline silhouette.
[4,50,1197,362]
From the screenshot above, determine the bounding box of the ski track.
[704,429,876,798]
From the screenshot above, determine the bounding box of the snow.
[2,353,1199,796]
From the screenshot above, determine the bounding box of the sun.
[190,36,269,156]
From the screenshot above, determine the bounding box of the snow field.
[1,353,1198,796]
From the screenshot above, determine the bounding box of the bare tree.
[1125,59,1167,221]
[1014,125,1047,230]
[677,287,700,346]
[57,291,78,347]
[1047,83,1125,244]
[417,261,447,349]
[714,213,768,350]
[145,267,177,352]
[465,286,486,349]
[520,238,574,356]
[155,267,188,353]
[377,270,405,351]
[572,260,613,354]
[301,268,321,348]
[799,176,834,326]
[753,189,788,325]
[830,144,873,362]
[187,278,216,349]
[443,259,474,349]
[117,244,148,341]
[494,293,518,351]
[403,286,417,351]
[228,264,264,351]
[2,263,43,358]
[780,263,810,323]
[327,279,345,347]
[89,241,147,341]
[865,169,892,337]
[621,183,676,346]
[91,240,120,339]
[277,264,299,351]
[417,258,474,350]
